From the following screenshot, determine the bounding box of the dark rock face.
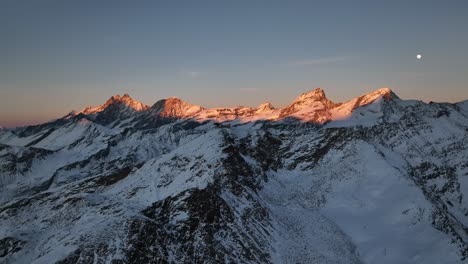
[126,187,236,264]
[239,131,283,173]
[0,144,54,187]
[122,132,274,264]
[122,153,273,264]
[410,163,468,259]
[0,237,25,258]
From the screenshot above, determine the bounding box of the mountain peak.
[279,88,335,119]
[295,88,327,102]
[165,97,183,103]
[373,87,399,100]
[150,97,203,118]
[69,88,399,125]
[375,87,391,94]
[327,87,399,122]
[105,93,140,105]
[80,93,149,115]
[256,102,275,112]
[109,94,121,100]
[355,87,399,106]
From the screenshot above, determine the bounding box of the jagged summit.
[289,88,336,108]
[256,102,275,113]
[63,87,402,126]
[357,87,396,105]
[275,87,401,123]
[362,87,398,101]
[279,88,336,119]
[327,87,399,121]
[294,88,328,102]
[103,93,149,111]
[80,93,149,115]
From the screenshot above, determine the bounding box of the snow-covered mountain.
[79,93,149,115]
[1,88,468,263]
[279,88,336,121]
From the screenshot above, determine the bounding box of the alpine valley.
[1,88,468,264]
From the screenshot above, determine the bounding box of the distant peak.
[80,93,149,115]
[290,87,333,106]
[280,88,335,118]
[107,93,134,103]
[166,97,183,102]
[150,97,203,118]
[295,88,327,101]
[255,102,275,114]
[328,87,400,121]
[362,87,399,101]
[103,93,148,110]
[379,87,399,99]
[151,97,185,110]
[69,87,402,124]
[108,94,122,101]
[312,87,324,93]
[257,102,275,110]
[376,87,391,93]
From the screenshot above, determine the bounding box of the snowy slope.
[0,88,467,263]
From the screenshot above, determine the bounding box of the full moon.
[417,54,422,59]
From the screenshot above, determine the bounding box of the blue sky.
[1,0,468,127]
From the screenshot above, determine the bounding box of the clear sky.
[1,0,468,127]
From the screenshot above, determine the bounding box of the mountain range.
[1,88,468,263]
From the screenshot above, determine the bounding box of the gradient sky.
[1,0,468,127]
